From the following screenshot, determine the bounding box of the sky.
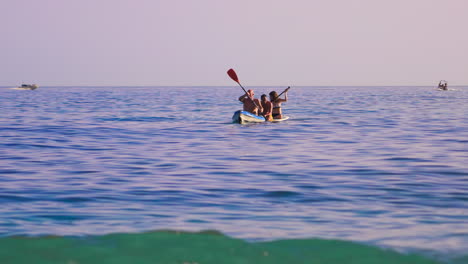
[1,0,467,86]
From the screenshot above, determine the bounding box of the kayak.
[232,110,290,124]
[232,110,265,124]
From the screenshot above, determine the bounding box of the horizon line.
[2,84,466,88]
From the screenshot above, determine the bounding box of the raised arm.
[239,93,248,102]
[277,89,289,103]
[278,86,290,102]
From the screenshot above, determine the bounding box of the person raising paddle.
[239,89,263,116]
[269,87,290,119]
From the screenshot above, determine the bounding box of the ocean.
[0,86,467,264]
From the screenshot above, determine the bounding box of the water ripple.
[0,86,467,257]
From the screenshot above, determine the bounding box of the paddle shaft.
[227,69,261,111]
[272,86,290,102]
[239,84,262,111]
[237,82,249,99]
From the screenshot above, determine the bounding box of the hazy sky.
[1,0,467,86]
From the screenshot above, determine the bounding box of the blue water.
[1,86,467,262]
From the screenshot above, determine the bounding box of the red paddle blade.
[227,68,239,83]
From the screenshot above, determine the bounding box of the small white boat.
[11,84,38,90]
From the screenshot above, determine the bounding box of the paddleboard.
[271,116,290,122]
[232,110,266,124]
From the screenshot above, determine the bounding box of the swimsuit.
[272,106,281,118]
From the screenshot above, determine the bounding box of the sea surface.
[0,86,467,264]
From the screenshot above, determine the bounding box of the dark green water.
[0,230,452,264]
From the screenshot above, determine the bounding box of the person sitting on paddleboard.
[269,87,289,119]
[260,94,273,121]
[239,89,263,116]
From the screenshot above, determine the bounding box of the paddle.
[272,86,291,102]
[227,68,249,95]
[227,68,261,109]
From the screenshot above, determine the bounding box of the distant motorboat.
[437,80,447,91]
[11,84,38,90]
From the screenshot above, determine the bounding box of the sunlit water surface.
[1,86,467,261]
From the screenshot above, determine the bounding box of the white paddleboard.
[271,116,290,122]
